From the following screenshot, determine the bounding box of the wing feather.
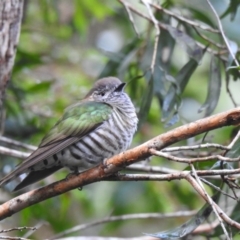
[0,101,112,186]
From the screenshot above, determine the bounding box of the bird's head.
[85,77,126,103]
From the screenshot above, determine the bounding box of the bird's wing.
[0,101,112,185]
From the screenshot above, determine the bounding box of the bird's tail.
[0,171,20,188]
[13,166,62,191]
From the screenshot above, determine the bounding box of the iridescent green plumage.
[0,101,112,188]
[41,101,112,146]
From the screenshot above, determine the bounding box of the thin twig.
[0,136,36,151]
[0,237,30,240]
[149,2,220,33]
[0,227,36,233]
[190,164,230,239]
[206,0,240,67]
[199,177,236,200]
[126,164,178,174]
[122,1,140,37]
[126,165,240,180]
[50,211,196,239]
[23,222,47,238]
[227,129,240,149]
[163,143,229,152]
[186,174,240,230]
[151,149,240,163]
[118,0,228,61]
[102,170,240,182]
[192,26,226,49]
[0,146,30,159]
[226,74,238,107]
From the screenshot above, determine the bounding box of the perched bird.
[0,77,138,191]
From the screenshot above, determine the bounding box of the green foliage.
[1,0,240,239]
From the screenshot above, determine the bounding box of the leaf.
[145,194,220,239]
[198,56,221,117]
[14,49,43,73]
[73,0,88,33]
[166,25,203,62]
[164,112,179,127]
[26,81,52,93]
[156,28,176,71]
[227,65,240,81]
[162,57,199,123]
[117,49,138,81]
[138,75,154,127]
[188,7,215,27]
[82,0,113,20]
[39,0,58,24]
[98,38,142,78]
[153,66,168,101]
[221,0,240,20]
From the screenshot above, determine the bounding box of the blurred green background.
[0,0,240,238]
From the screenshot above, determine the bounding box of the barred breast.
[61,103,138,171]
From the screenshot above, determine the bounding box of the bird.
[0,77,138,191]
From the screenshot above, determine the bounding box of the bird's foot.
[66,167,80,180]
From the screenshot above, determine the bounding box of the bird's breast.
[61,106,137,170]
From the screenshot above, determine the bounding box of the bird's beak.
[114,83,126,92]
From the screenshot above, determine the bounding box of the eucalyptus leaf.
[145,195,219,239]
[73,0,88,32]
[198,56,221,117]
[227,66,240,81]
[27,81,52,93]
[99,38,142,78]
[164,112,179,127]
[166,25,203,62]
[14,49,43,73]
[162,57,199,122]
[145,193,220,239]
[153,66,169,99]
[188,7,215,27]
[138,75,154,127]
[221,0,240,20]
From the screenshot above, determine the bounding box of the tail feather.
[13,166,62,191]
[0,171,22,188]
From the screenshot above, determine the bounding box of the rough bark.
[0,0,24,129]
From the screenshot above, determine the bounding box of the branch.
[0,146,30,159]
[163,143,229,152]
[150,149,240,163]
[0,136,36,151]
[0,108,240,220]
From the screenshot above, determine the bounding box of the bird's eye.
[100,92,105,97]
